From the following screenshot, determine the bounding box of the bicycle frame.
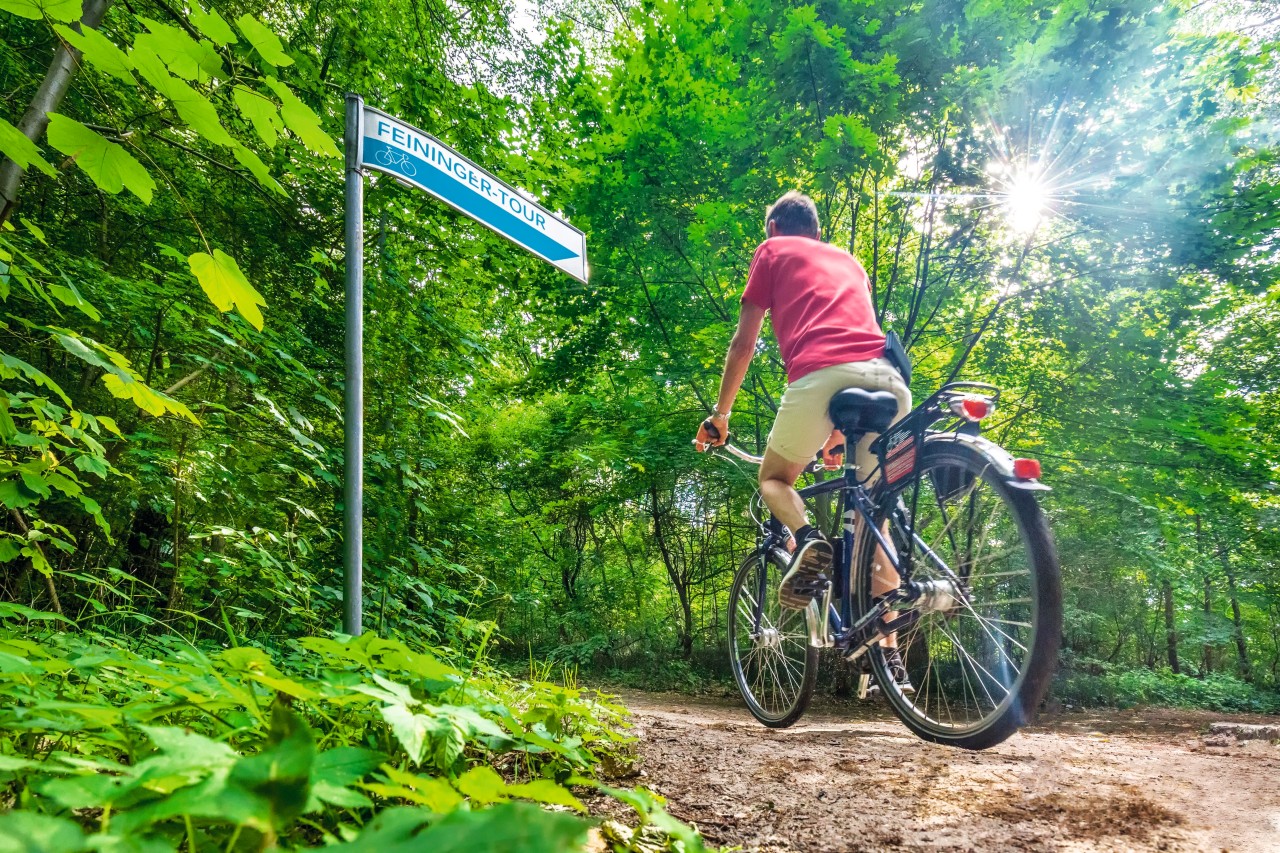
[722,380,1061,743]
[750,470,919,660]
[733,380,1042,661]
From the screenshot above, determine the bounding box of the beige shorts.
[767,358,912,476]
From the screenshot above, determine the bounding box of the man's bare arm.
[716,301,766,413]
[694,302,766,449]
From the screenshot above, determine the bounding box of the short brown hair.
[766,191,820,238]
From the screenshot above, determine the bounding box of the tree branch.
[0,0,114,225]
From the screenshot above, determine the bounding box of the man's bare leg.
[760,448,839,608]
[758,448,810,534]
[866,519,901,649]
[760,449,905,648]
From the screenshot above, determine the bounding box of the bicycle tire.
[728,547,818,727]
[857,438,1061,749]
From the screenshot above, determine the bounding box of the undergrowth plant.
[0,605,706,852]
[1055,659,1280,714]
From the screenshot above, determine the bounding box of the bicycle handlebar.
[719,443,764,465]
[694,419,832,472]
[690,432,762,462]
[698,440,832,474]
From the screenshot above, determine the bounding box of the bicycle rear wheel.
[728,548,817,727]
[858,438,1061,749]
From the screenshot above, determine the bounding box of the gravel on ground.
[588,690,1280,852]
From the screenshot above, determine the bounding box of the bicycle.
[374,147,418,177]
[718,381,1062,749]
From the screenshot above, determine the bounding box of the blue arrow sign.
[359,108,587,282]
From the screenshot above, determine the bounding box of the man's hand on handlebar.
[693,411,730,452]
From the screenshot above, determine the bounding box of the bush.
[1055,661,1280,713]
[0,604,707,851]
[602,658,710,694]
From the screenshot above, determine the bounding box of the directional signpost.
[342,93,587,634]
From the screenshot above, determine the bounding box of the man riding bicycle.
[694,191,912,678]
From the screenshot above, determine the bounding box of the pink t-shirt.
[741,236,885,382]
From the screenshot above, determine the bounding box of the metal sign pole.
[343,93,365,636]
[339,96,586,636]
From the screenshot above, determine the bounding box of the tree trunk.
[1218,543,1252,682]
[1142,606,1158,669]
[0,0,115,225]
[1197,515,1212,676]
[649,485,693,659]
[8,509,63,617]
[1202,573,1214,675]
[1162,578,1179,674]
[678,585,694,660]
[164,430,190,612]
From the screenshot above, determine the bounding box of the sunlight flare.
[986,155,1055,232]
[1003,170,1050,230]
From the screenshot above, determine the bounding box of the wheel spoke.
[965,566,1030,581]
[954,609,1030,653]
[971,548,1013,580]
[774,649,801,695]
[935,619,1011,703]
[957,614,1032,628]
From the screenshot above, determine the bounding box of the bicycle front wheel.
[728,547,817,727]
[858,438,1062,749]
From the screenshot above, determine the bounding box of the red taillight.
[960,398,990,421]
[1013,458,1042,480]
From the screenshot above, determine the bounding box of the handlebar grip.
[702,418,723,442]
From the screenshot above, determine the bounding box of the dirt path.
[599,691,1280,852]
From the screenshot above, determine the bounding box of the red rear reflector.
[1013,458,1042,479]
[961,398,990,420]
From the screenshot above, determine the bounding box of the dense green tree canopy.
[0,0,1277,840]
[0,0,1276,681]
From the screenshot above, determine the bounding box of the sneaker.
[778,529,833,609]
[882,646,915,694]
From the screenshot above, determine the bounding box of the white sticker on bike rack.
[359,106,587,283]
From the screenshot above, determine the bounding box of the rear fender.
[923,432,1050,492]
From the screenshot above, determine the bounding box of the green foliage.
[0,118,55,177]
[0,0,351,344]
[0,3,1276,851]
[0,0,79,22]
[45,114,155,202]
[0,608,690,849]
[234,14,294,68]
[188,249,267,331]
[1056,661,1280,714]
[55,23,139,83]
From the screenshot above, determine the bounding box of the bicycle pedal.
[856,673,878,700]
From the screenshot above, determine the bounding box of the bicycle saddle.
[828,388,898,437]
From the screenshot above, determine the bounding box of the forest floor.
[589,689,1280,853]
